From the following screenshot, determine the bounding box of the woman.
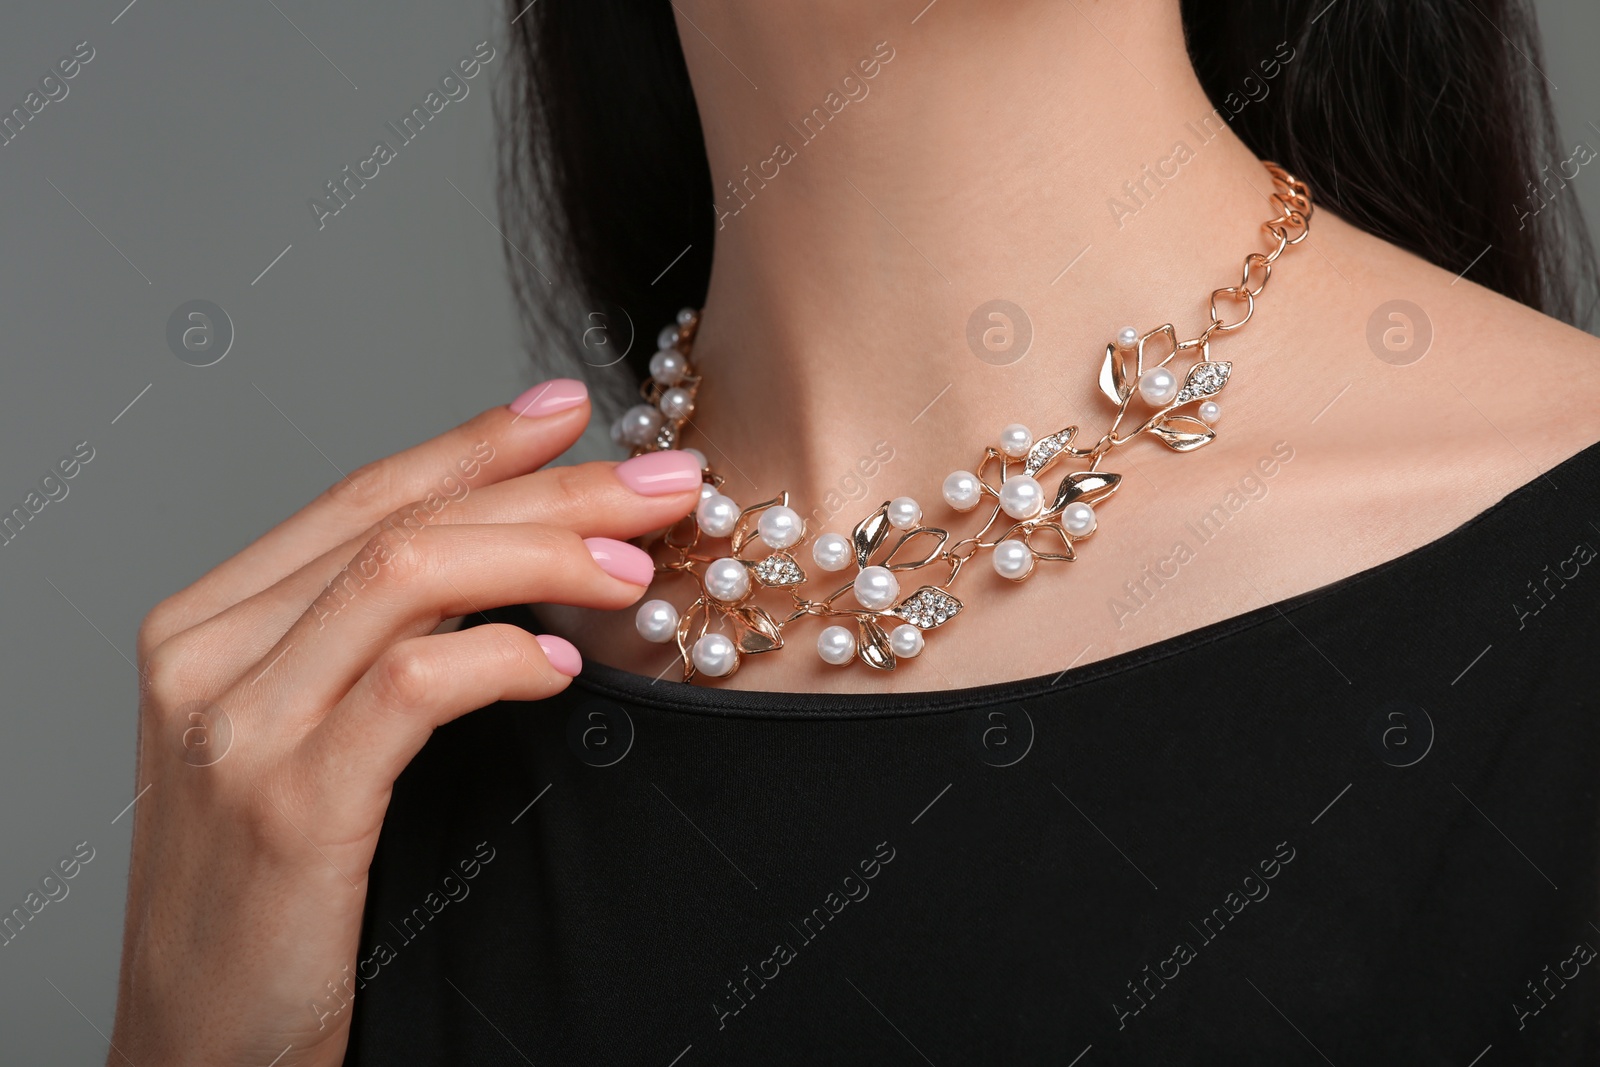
[111,1,1600,1063]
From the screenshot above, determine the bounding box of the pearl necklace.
[619,163,1312,682]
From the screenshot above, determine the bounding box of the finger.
[296,623,577,792]
[236,523,654,717]
[313,453,713,565]
[145,381,593,647]
[178,453,703,681]
[400,452,719,534]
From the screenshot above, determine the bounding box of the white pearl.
[684,447,708,469]
[757,506,803,549]
[635,599,678,643]
[691,632,738,677]
[1061,501,1097,537]
[704,557,751,602]
[676,307,698,327]
[1138,366,1179,406]
[620,404,664,446]
[1198,400,1221,424]
[998,474,1045,520]
[648,348,687,385]
[998,424,1032,459]
[812,532,854,572]
[853,565,900,610]
[699,482,717,503]
[992,539,1035,580]
[889,623,924,658]
[608,417,626,445]
[657,325,680,350]
[696,493,739,537]
[817,624,857,666]
[942,470,983,511]
[886,496,922,530]
[658,386,694,420]
[1117,326,1139,349]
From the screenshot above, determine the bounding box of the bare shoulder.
[1431,271,1600,469]
[1212,213,1600,595]
[1327,211,1600,474]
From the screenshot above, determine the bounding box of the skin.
[112,0,1600,1062]
[552,0,1600,692]
[110,399,700,1065]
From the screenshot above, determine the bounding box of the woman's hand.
[108,380,701,1066]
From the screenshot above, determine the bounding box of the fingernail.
[535,634,583,677]
[510,378,587,418]
[615,450,703,496]
[584,537,656,586]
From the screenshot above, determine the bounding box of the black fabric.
[347,442,1600,1066]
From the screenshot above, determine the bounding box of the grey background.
[0,0,1595,1060]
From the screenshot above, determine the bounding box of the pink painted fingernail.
[535,634,582,677]
[614,450,703,496]
[510,378,588,418]
[584,537,656,586]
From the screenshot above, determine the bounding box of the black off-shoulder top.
[347,441,1600,1067]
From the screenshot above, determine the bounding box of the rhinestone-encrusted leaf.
[1174,361,1230,405]
[752,552,804,588]
[890,586,963,630]
[1024,426,1077,476]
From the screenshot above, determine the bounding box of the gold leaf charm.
[733,605,784,654]
[1023,522,1075,562]
[857,617,895,670]
[1150,416,1216,452]
[1047,471,1122,516]
[882,527,949,571]
[1099,343,1131,406]
[1138,324,1178,371]
[674,597,710,680]
[663,511,700,551]
[852,502,894,568]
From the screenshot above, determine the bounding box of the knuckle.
[354,520,430,587]
[371,643,438,712]
[385,495,445,534]
[523,522,582,562]
[546,461,597,504]
[489,626,543,672]
[136,594,190,659]
[310,564,366,627]
[141,635,204,707]
[310,517,439,625]
[323,461,393,516]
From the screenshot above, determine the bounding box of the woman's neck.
[674,0,1297,509]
